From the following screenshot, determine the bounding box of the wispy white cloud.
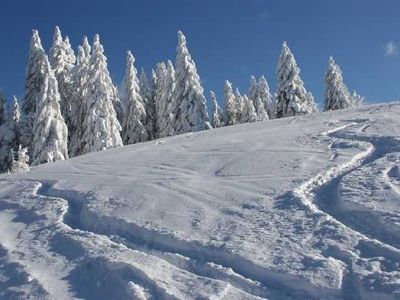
[384,41,398,57]
[258,10,268,22]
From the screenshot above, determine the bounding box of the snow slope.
[1,102,400,299]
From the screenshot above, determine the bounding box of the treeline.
[0,27,363,173]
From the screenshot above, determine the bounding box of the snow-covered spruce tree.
[160,60,176,138]
[248,76,268,121]
[235,88,244,124]
[275,41,317,118]
[0,125,14,173]
[0,92,6,126]
[122,51,148,144]
[11,96,21,128]
[248,76,258,104]
[49,27,75,136]
[154,62,167,138]
[210,91,223,128]
[173,31,210,134]
[64,36,76,67]
[20,30,48,151]
[80,34,123,154]
[0,95,21,173]
[111,83,124,127]
[253,95,268,122]
[82,36,91,58]
[258,76,274,119]
[224,80,237,126]
[9,96,20,153]
[306,91,318,113]
[324,57,354,111]
[154,61,176,138]
[243,95,257,123]
[0,95,13,172]
[142,69,156,140]
[10,146,30,173]
[69,42,90,156]
[31,54,68,166]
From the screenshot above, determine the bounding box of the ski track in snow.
[292,119,400,299]
[318,120,400,250]
[2,105,400,299]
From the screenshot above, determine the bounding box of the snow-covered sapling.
[210,91,223,128]
[224,80,237,126]
[10,146,30,173]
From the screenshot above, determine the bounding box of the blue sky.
[1,0,399,108]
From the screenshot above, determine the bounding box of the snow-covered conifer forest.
[0,27,363,172]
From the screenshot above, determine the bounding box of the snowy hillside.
[1,102,400,299]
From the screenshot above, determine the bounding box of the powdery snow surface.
[1,102,400,299]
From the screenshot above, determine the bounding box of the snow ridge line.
[35,182,341,300]
[109,235,269,299]
[69,256,178,300]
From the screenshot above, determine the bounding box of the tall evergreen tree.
[173,31,210,134]
[11,96,20,127]
[258,76,274,119]
[122,51,148,144]
[9,96,20,153]
[253,95,268,122]
[0,127,13,172]
[20,30,48,150]
[210,91,223,128]
[49,26,75,135]
[160,60,176,138]
[0,96,20,172]
[0,94,12,172]
[31,55,69,166]
[154,61,176,138]
[248,76,258,104]
[63,36,76,67]
[154,62,167,138]
[142,69,156,140]
[224,80,237,126]
[0,92,6,126]
[80,35,122,154]
[306,91,318,113]
[111,83,124,127]
[0,95,21,173]
[324,57,354,111]
[276,42,316,118]
[82,36,91,58]
[235,88,244,124]
[69,41,90,156]
[0,136,12,172]
[242,95,257,123]
[248,76,268,121]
